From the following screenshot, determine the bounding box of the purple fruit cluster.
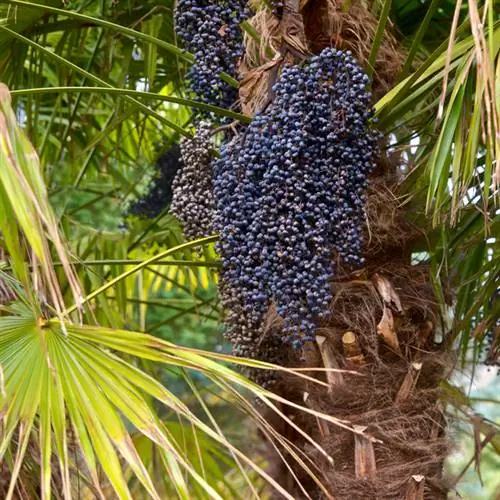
[213,48,379,355]
[175,0,249,120]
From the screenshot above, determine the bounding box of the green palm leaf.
[0,308,341,499]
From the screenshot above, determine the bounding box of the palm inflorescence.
[213,49,378,352]
[170,122,216,240]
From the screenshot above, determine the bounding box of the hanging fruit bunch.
[213,48,378,357]
[175,0,250,120]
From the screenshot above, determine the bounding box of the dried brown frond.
[243,9,282,69]
[239,58,281,117]
[0,247,16,305]
[0,277,15,305]
[240,9,282,115]
[240,3,311,116]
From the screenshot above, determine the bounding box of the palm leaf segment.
[0,310,299,499]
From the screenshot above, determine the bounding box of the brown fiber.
[240,0,405,114]
[253,163,453,498]
[252,166,454,496]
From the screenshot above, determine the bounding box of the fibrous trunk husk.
[238,2,453,498]
[240,0,405,115]
[262,258,452,499]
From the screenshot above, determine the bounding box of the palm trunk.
[240,3,453,498]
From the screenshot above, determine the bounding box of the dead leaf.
[373,273,403,313]
[239,58,282,116]
[377,306,401,352]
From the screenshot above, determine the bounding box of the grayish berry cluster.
[170,123,215,240]
[175,0,249,120]
[213,48,379,354]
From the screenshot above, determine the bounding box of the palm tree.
[0,0,498,498]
